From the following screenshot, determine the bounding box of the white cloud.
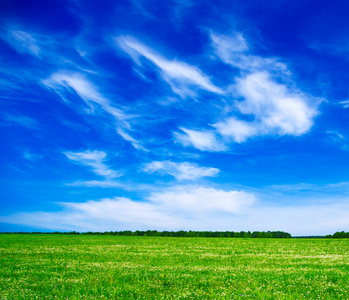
[174,127,227,152]
[116,35,223,97]
[143,160,219,180]
[213,117,257,143]
[3,183,349,235]
[66,180,123,188]
[235,72,318,136]
[212,72,319,143]
[43,72,147,150]
[43,72,126,123]
[0,186,255,232]
[210,32,288,73]
[149,186,255,214]
[116,127,147,151]
[210,31,249,56]
[171,32,319,150]
[339,100,349,108]
[64,150,121,179]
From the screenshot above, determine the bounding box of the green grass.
[1,235,349,299]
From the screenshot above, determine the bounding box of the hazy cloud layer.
[0,186,256,231]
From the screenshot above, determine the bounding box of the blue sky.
[1,0,349,235]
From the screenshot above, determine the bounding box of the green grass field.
[1,235,349,299]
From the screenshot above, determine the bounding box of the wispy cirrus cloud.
[1,113,40,130]
[339,100,349,108]
[116,127,147,151]
[116,35,223,98]
[6,30,41,57]
[43,71,146,150]
[64,150,121,179]
[143,160,219,180]
[43,71,127,123]
[210,32,288,73]
[174,127,227,152]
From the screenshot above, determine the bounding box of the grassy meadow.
[1,235,349,299]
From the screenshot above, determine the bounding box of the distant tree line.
[1,230,292,238]
[325,231,349,238]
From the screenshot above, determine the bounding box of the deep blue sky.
[1,0,349,235]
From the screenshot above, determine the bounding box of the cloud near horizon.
[1,186,349,235]
[0,186,256,232]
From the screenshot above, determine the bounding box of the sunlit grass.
[1,235,349,299]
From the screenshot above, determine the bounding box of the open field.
[1,235,349,299]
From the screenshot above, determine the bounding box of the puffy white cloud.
[143,160,219,180]
[212,72,318,144]
[174,127,227,152]
[213,117,257,143]
[116,35,223,97]
[64,150,121,179]
[235,72,317,136]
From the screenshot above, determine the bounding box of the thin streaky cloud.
[6,30,41,56]
[116,35,224,97]
[174,127,227,152]
[143,160,220,180]
[210,32,288,73]
[64,150,121,179]
[43,71,147,149]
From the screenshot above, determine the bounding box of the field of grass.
[1,235,349,299]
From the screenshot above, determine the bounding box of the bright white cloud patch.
[143,161,219,180]
[174,127,227,151]
[116,35,223,97]
[213,117,257,143]
[64,150,120,179]
[235,72,317,136]
[0,186,255,231]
